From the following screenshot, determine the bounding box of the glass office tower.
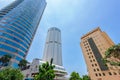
[0,0,46,68]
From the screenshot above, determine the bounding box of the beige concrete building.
[80,27,120,80]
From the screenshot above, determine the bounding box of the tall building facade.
[43,27,62,66]
[42,27,67,80]
[80,27,120,80]
[0,0,46,68]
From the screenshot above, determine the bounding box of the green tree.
[0,55,11,66]
[18,59,28,70]
[82,75,90,80]
[0,67,24,80]
[105,44,120,59]
[103,43,120,66]
[69,72,82,80]
[34,58,55,80]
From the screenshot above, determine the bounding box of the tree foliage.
[34,58,55,80]
[105,44,120,59]
[82,75,90,80]
[103,43,120,66]
[18,59,28,70]
[0,67,24,80]
[69,72,82,80]
[0,55,11,66]
[69,72,90,80]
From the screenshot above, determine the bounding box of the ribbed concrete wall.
[43,27,62,66]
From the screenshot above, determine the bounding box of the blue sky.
[0,0,120,76]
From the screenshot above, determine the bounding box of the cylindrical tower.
[43,27,62,66]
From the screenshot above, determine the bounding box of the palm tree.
[18,59,28,70]
[34,58,55,80]
[0,55,11,67]
[103,43,120,66]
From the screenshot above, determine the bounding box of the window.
[15,56,22,61]
[87,53,89,55]
[95,73,98,77]
[1,32,28,48]
[93,59,95,62]
[0,43,17,52]
[99,73,101,76]
[92,64,94,67]
[84,44,86,46]
[94,69,96,72]
[113,72,117,75]
[103,73,105,76]
[0,37,27,52]
[90,52,92,54]
[0,51,7,56]
[119,72,120,75]
[89,56,91,59]
[90,60,92,62]
[97,68,99,71]
[95,64,97,66]
[109,72,112,75]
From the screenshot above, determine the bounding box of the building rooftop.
[81,27,101,39]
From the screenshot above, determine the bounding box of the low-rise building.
[22,58,67,80]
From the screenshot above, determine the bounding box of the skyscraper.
[0,0,46,68]
[80,27,120,80]
[42,27,67,80]
[43,27,62,66]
